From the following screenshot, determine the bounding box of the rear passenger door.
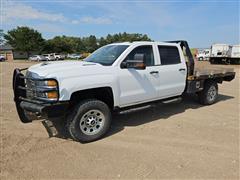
[156,45,187,98]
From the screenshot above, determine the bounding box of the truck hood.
[28,61,110,78]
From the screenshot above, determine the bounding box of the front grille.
[25,71,39,99]
[26,78,36,99]
[14,69,59,103]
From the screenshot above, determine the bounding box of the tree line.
[1,26,152,55]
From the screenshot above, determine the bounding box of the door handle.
[150,71,159,74]
[179,68,186,71]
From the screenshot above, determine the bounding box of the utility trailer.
[13,40,235,143]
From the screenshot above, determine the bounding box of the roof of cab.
[109,41,178,46]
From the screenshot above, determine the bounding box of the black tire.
[198,81,218,105]
[225,58,231,65]
[230,58,240,65]
[209,58,214,64]
[235,58,240,65]
[66,99,111,143]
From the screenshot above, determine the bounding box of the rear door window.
[158,46,181,65]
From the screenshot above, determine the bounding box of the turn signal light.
[47,91,58,99]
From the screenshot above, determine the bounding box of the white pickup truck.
[13,41,235,143]
[197,49,210,61]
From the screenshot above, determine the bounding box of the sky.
[0,0,239,48]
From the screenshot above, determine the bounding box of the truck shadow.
[107,93,234,137]
[43,94,234,141]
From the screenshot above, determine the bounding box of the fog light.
[47,91,58,99]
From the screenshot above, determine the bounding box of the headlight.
[47,80,58,87]
[37,79,59,101]
[35,79,57,87]
[27,78,59,101]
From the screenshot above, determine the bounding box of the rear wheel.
[66,99,111,143]
[198,81,218,105]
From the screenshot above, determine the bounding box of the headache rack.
[165,40,195,78]
[166,40,235,94]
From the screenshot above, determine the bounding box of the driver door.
[117,45,160,107]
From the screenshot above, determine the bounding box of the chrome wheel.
[207,86,217,102]
[79,110,105,136]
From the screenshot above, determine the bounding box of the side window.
[125,45,154,66]
[158,46,181,65]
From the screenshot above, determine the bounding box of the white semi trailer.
[210,44,240,64]
[230,45,240,60]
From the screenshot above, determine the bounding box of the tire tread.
[198,80,218,105]
[66,99,111,143]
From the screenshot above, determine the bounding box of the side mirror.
[121,53,146,70]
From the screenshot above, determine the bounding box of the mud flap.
[13,69,32,123]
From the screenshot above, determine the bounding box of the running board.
[162,97,182,104]
[115,96,182,114]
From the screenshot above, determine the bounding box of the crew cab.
[13,41,235,143]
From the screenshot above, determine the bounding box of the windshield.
[85,45,129,65]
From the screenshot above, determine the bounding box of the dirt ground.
[0,60,239,179]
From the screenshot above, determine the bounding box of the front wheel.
[67,99,111,143]
[198,81,218,105]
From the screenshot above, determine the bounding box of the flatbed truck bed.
[193,67,235,80]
